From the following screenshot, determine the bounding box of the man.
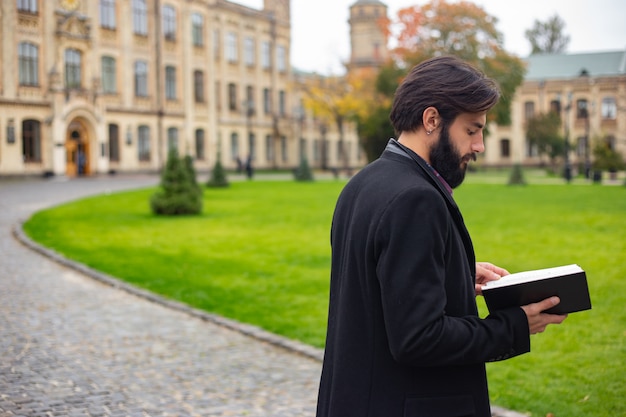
[316,56,567,417]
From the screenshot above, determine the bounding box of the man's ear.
[422,107,440,135]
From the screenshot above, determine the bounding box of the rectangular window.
[108,124,120,162]
[281,135,288,162]
[601,97,616,120]
[228,83,237,111]
[134,61,148,97]
[132,0,147,35]
[245,85,255,115]
[277,45,286,72]
[549,100,561,114]
[18,42,38,86]
[100,0,116,29]
[65,49,82,88]
[524,101,535,121]
[244,37,255,67]
[194,70,205,103]
[191,13,203,46]
[500,139,510,158]
[101,56,117,94]
[17,0,37,13]
[226,32,238,63]
[248,133,256,160]
[167,127,178,151]
[165,66,176,100]
[195,129,205,160]
[265,134,273,162]
[138,125,151,161]
[263,88,271,114]
[279,90,286,117]
[163,5,176,41]
[261,41,271,69]
[22,120,41,162]
[231,133,239,160]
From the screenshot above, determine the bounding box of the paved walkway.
[0,175,523,417]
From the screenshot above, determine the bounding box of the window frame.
[64,48,82,89]
[22,119,42,163]
[100,0,117,30]
[18,42,39,86]
[101,56,117,94]
[132,0,148,36]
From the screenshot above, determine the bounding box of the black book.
[482,264,592,315]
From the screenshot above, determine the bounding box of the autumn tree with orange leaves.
[358,0,526,161]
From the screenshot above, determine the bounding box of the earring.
[426,130,432,135]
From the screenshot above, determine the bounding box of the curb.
[12,221,324,363]
[13,221,528,417]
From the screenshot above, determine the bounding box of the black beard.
[429,124,476,189]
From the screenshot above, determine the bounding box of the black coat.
[316,141,530,417]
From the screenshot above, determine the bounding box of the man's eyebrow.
[471,121,485,129]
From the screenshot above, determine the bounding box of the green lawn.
[23,175,625,417]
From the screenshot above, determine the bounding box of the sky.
[236,0,626,75]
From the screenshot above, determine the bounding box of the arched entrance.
[65,120,90,177]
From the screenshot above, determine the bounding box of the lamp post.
[562,92,573,183]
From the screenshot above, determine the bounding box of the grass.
[23,173,626,417]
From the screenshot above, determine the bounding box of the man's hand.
[475,262,509,296]
[521,297,568,334]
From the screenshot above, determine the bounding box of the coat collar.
[383,139,476,273]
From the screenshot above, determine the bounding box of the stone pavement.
[0,175,524,417]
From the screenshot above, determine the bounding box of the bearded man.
[316,56,567,417]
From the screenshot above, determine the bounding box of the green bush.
[293,156,314,182]
[207,149,229,188]
[150,149,203,215]
[507,164,526,186]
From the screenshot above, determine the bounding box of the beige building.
[0,0,367,177]
[486,51,626,171]
[348,0,389,74]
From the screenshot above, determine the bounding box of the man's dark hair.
[389,55,500,135]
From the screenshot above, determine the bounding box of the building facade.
[0,0,366,177]
[486,50,626,171]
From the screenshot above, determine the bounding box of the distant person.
[316,56,567,417]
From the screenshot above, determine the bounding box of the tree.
[293,155,314,182]
[592,141,625,173]
[151,149,203,215]
[300,72,368,174]
[207,142,229,188]
[379,0,526,127]
[525,112,565,171]
[525,14,570,55]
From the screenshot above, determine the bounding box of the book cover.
[482,264,592,315]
